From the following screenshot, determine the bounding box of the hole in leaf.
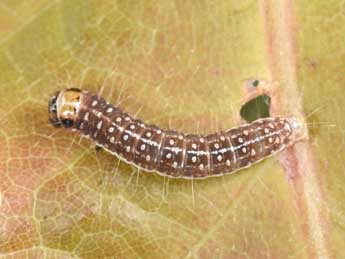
[240,94,271,123]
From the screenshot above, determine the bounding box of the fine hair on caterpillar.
[48,88,308,179]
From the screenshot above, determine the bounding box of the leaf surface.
[0,0,343,258]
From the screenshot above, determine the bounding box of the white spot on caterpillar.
[172,161,178,168]
[157,129,162,134]
[178,135,183,140]
[126,146,130,152]
[108,127,114,133]
[226,160,231,166]
[110,137,115,143]
[243,130,249,136]
[146,155,151,161]
[84,112,89,121]
[106,107,113,113]
[242,147,247,153]
[166,153,172,159]
[251,149,256,156]
[146,132,152,138]
[96,121,103,129]
[140,144,146,151]
[125,117,130,121]
[268,137,273,143]
[200,138,205,143]
[130,125,136,130]
[169,139,175,146]
[275,137,280,144]
[238,137,244,143]
[199,164,204,170]
[264,128,270,134]
[214,143,220,149]
[192,143,197,149]
[192,156,197,163]
[217,155,222,162]
[92,100,98,107]
[116,117,122,123]
[220,135,225,141]
[123,135,129,141]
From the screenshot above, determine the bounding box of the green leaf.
[0,0,343,258]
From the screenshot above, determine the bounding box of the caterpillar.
[48,88,307,179]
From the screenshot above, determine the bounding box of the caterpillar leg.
[95,145,103,153]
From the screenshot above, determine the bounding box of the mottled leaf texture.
[0,1,343,259]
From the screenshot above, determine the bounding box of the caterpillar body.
[48,88,306,179]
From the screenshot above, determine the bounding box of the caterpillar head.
[48,88,82,128]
